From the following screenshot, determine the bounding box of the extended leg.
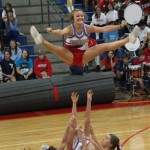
[83,37,129,64]
[30,26,74,64]
[42,40,74,64]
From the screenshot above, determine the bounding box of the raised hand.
[87,90,94,102]
[71,92,79,104]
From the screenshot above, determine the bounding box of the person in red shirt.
[132,51,149,65]
[101,50,118,72]
[34,49,52,78]
[132,51,150,94]
[87,37,100,72]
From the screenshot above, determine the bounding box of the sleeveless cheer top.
[65,24,89,50]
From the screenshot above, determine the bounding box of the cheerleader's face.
[73,11,84,24]
[101,134,112,148]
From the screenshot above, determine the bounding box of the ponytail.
[116,143,122,150]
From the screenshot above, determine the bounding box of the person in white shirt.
[138,20,150,48]
[2,3,16,22]
[106,2,118,23]
[90,6,107,39]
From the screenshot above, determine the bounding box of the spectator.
[103,21,119,43]
[0,50,16,82]
[2,2,16,22]
[90,6,107,39]
[102,21,119,58]
[138,20,150,48]
[16,50,35,81]
[101,50,118,72]
[5,12,19,45]
[0,41,4,60]
[88,36,100,72]
[106,2,119,23]
[146,12,150,27]
[116,54,130,91]
[34,49,52,78]
[9,39,22,62]
[131,51,150,94]
[97,0,113,13]
[132,51,149,65]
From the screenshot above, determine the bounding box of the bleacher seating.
[17,36,27,45]
[30,54,38,62]
[19,45,34,55]
[86,12,93,21]
[55,0,67,5]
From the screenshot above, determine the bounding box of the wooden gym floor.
[0,101,149,150]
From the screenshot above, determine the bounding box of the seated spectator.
[5,12,19,45]
[103,21,119,43]
[102,21,119,58]
[146,12,150,27]
[87,36,100,72]
[16,50,35,81]
[9,39,22,62]
[132,51,149,65]
[101,50,118,72]
[106,2,119,23]
[34,49,52,78]
[2,2,16,22]
[138,20,150,48]
[97,0,113,13]
[0,50,16,82]
[131,51,150,94]
[116,54,130,91]
[90,6,107,39]
[0,41,4,60]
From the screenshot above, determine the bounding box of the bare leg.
[42,40,74,65]
[82,37,129,64]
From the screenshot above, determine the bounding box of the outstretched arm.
[89,126,104,150]
[58,91,79,150]
[46,26,71,36]
[84,90,93,137]
[66,115,77,150]
[88,20,127,33]
[71,92,79,117]
[58,125,70,150]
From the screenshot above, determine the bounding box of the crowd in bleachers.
[0,2,53,83]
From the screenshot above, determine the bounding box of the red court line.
[121,126,150,147]
[0,101,150,121]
